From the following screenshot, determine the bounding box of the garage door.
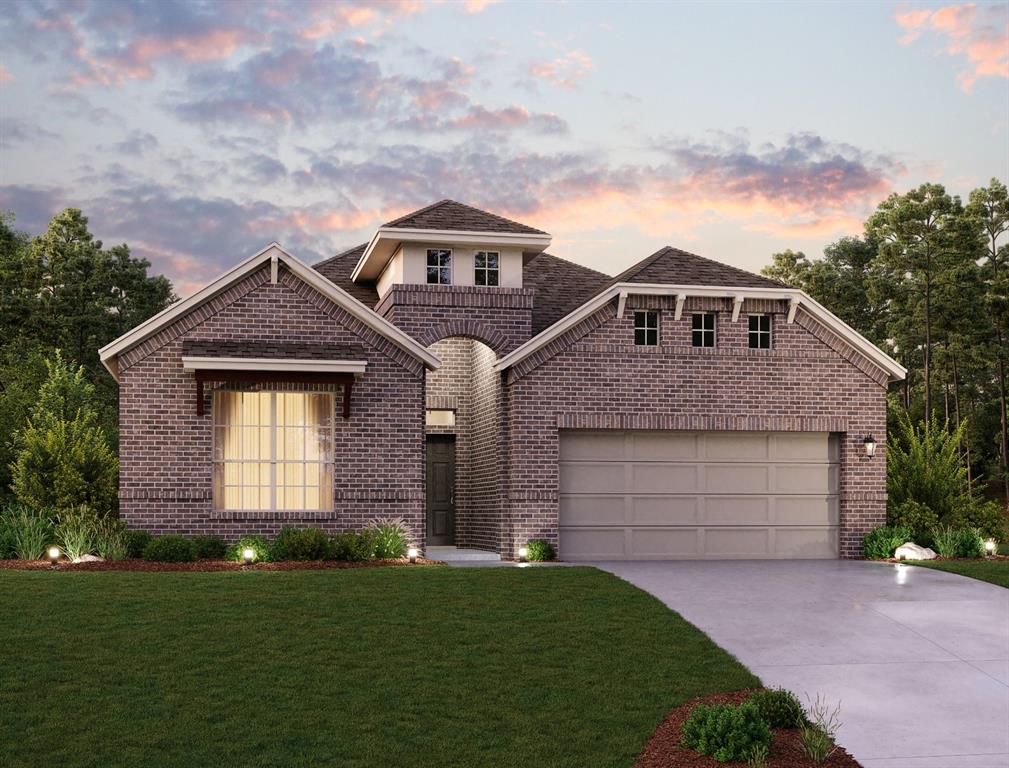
[559,431,839,560]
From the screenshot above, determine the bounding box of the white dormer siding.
[376,243,524,297]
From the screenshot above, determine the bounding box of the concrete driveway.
[594,560,1009,768]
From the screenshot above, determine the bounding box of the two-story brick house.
[100,200,905,560]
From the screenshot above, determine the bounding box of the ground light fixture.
[985,539,996,557]
[407,547,418,564]
[517,545,528,563]
[242,547,256,567]
[48,546,60,569]
[862,435,877,458]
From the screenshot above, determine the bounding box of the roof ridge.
[380,199,547,235]
[608,245,786,289]
[381,200,454,229]
[606,246,674,287]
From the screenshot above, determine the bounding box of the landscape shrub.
[886,500,939,546]
[143,535,196,563]
[11,354,118,514]
[746,743,769,768]
[681,701,772,763]
[55,505,99,561]
[271,526,333,560]
[191,534,227,560]
[886,413,971,521]
[368,518,408,559]
[0,521,14,559]
[799,694,842,763]
[331,529,378,562]
[949,499,1007,542]
[526,538,556,562]
[1,505,52,560]
[94,517,128,561]
[862,524,913,559]
[748,688,805,728]
[226,535,273,563]
[932,525,985,558]
[124,530,153,559]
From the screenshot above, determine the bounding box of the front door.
[426,435,456,545]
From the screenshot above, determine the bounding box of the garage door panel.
[631,432,699,460]
[559,462,625,493]
[705,432,770,460]
[559,495,623,526]
[631,463,698,493]
[631,496,699,525]
[705,464,770,493]
[559,430,840,560]
[629,528,699,557]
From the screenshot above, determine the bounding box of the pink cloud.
[529,49,594,89]
[0,64,13,84]
[296,1,422,40]
[895,3,1009,91]
[462,0,502,12]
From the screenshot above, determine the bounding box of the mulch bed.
[0,558,442,572]
[635,690,861,768]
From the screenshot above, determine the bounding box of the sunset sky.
[1,0,1007,295]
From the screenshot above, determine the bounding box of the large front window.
[213,391,334,511]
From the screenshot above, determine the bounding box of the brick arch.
[418,319,510,355]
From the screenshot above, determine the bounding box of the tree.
[10,352,118,513]
[866,184,979,420]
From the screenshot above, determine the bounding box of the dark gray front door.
[426,436,456,545]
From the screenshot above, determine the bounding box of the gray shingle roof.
[312,244,380,307]
[382,200,547,235]
[523,253,610,334]
[181,340,366,360]
[606,246,785,290]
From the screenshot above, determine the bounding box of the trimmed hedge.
[143,535,196,563]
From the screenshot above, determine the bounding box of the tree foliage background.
[764,179,1009,499]
[0,208,174,504]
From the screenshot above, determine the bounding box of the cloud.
[528,49,594,89]
[392,104,569,134]
[895,3,1009,91]
[112,130,159,157]
[0,118,60,149]
[461,0,502,13]
[0,64,13,84]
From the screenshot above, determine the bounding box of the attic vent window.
[426,249,452,285]
[748,314,772,349]
[474,251,499,286]
[634,311,659,346]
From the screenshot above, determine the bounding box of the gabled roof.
[523,253,610,334]
[313,243,379,306]
[382,199,547,235]
[99,243,440,379]
[607,246,785,290]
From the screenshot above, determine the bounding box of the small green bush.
[0,521,14,559]
[124,530,153,559]
[368,518,408,559]
[862,524,913,559]
[526,538,556,561]
[191,535,227,560]
[271,526,333,561]
[932,525,984,558]
[887,500,938,545]
[94,517,128,561]
[1,505,52,560]
[143,535,196,563]
[226,535,273,563]
[681,702,772,763]
[748,688,805,729]
[949,499,1007,542]
[331,529,378,562]
[55,505,99,561]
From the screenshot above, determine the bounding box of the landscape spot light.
[407,547,419,564]
[242,547,256,566]
[518,545,528,563]
[985,539,996,557]
[48,546,60,568]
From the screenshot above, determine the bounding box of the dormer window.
[474,251,500,286]
[426,249,452,285]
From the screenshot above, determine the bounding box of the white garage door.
[559,431,839,560]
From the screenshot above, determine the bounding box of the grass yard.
[0,566,756,768]
[911,558,1009,589]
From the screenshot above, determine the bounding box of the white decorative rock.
[72,554,106,564]
[894,542,937,561]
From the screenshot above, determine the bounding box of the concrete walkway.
[594,560,1009,767]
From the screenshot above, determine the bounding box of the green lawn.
[0,567,756,768]
[911,558,1009,589]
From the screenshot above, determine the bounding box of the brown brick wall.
[117,264,426,544]
[501,295,888,559]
